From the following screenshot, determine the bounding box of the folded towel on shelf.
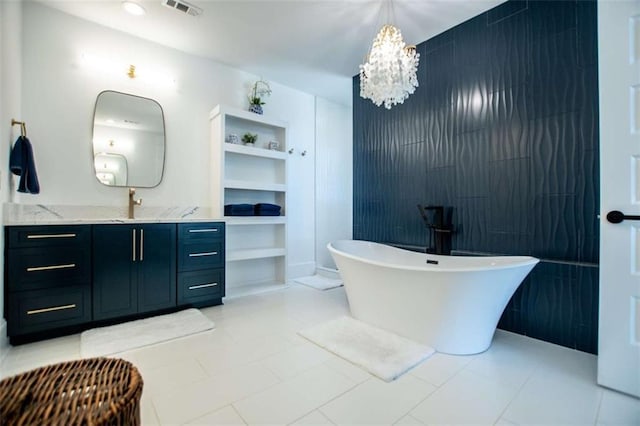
[255,203,281,216]
[256,210,281,216]
[255,203,281,211]
[224,204,254,216]
[10,136,40,194]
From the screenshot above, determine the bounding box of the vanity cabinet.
[4,225,92,337]
[177,222,225,306]
[93,224,176,321]
[4,221,224,344]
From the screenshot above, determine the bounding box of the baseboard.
[288,261,316,280]
[316,266,340,280]
[0,319,9,366]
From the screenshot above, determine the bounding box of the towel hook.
[11,119,27,137]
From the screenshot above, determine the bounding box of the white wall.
[0,2,354,348]
[0,0,23,359]
[20,2,314,206]
[315,97,352,270]
[0,0,5,358]
[16,1,317,274]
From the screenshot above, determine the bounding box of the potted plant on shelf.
[242,132,258,146]
[248,79,272,115]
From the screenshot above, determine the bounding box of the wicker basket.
[0,357,143,426]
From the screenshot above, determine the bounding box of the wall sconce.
[79,52,175,87]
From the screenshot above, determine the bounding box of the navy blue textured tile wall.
[353,0,600,353]
[424,42,456,108]
[487,0,528,24]
[576,0,598,67]
[498,261,599,352]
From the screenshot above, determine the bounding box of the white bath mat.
[298,316,434,382]
[295,274,343,290]
[81,308,215,358]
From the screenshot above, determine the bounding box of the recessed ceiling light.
[122,1,146,16]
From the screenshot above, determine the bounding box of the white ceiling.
[38,0,505,106]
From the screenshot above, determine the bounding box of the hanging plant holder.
[248,80,271,114]
[249,104,263,115]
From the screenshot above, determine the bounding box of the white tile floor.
[1,284,639,425]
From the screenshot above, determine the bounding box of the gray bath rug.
[298,316,434,382]
[294,274,343,290]
[80,308,215,357]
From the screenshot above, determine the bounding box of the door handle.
[27,233,76,239]
[132,229,136,262]
[606,210,640,224]
[27,263,76,272]
[27,304,76,315]
[188,252,218,257]
[188,283,218,290]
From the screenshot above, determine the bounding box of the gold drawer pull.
[27,233,76,239]
[27,304,76,315]
[189,229,219,233]
[188,283,218,290]
[188,252,218,257]
[27,263,76,272]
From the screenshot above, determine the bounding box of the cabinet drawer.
[178,241,224,271]
[8,285,91,336]
[7,247,91,291]
[7,225,91,248]
[178,269,224,305]
[178,222,224,242]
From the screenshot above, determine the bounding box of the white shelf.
[210,104,287,129]
[225,281,289,299]
[225,143,287,160]
[211,104,289,293]
[225,179,286,192]
[226,248,286,261]
[225,216,286,225]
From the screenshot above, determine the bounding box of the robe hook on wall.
[11,119,27,137]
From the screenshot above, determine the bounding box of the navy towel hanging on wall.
[10,136,40,194]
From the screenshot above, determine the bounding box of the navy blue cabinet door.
[93,224,177,320]
[137,224,177,313]
[93,225,138,321]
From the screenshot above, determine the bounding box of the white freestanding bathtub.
[328,240,539,355]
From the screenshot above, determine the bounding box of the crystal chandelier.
[359,24,420,109]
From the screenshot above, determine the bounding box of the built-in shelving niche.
[210,105,288,297]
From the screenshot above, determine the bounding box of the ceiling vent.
[162,0,202,17]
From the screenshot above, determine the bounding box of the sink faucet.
[128,188,142,219]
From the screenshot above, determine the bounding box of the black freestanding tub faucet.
[417,204,453,255]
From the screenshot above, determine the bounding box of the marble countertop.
[3,204,223,226]
[5,217,226,226]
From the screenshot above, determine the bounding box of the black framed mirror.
[92,90,165,187]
